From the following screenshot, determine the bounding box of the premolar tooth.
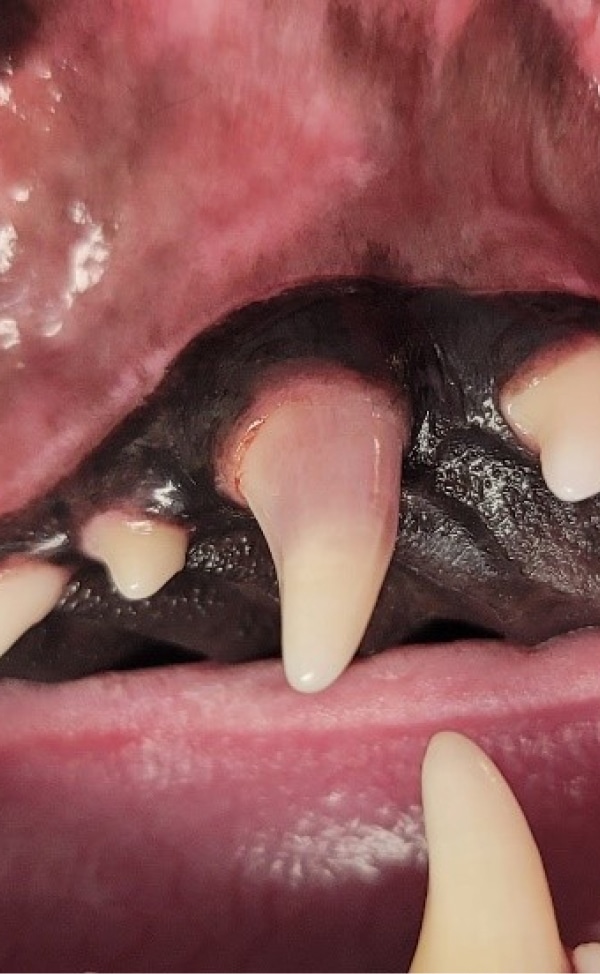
[0,560,68,657]
[410,731,568,973]
[82,512,187,600]
[501,341,600,502]
[235,375,404,693]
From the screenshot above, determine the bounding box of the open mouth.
[3,0,600,970]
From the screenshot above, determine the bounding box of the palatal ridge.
[2,338,600,694]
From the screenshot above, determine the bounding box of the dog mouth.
[3,0,600,970]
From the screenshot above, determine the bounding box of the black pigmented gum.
[3,280,600,682]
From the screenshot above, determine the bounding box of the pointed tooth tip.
[410,730,569,973]
[234,374,404,696]
[278,523,397,693]
[281,612,358,694]
[283,660,339,694]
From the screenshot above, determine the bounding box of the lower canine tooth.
[233,372,405,693]
[81,512,187,600]
[0,560,68,657]
[410,732,568,973]
[500,340,600,502]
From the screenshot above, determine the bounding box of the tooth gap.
[111,639,205,672]
[407,619,503,644]
[0,0,41,64]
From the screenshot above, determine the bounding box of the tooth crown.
[0,560,69,658]
[81,511,188,601]
[224,368,405,692]
[500,339,600,503]
[411,732,569,973]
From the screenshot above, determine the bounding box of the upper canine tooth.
[410,732,568,973]
[500,340,600,502]
[0,560,69,657]
[228,370,406,693]
[81,512,188,600]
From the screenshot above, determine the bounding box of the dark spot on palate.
[0,0,41,68]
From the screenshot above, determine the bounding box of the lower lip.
[0,632,599,970]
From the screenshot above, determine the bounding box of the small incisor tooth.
[501,340,600,502]
[82,512,187,600]
[410,731,569,973]
[0,560,68,657]
[234,373,405,693]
